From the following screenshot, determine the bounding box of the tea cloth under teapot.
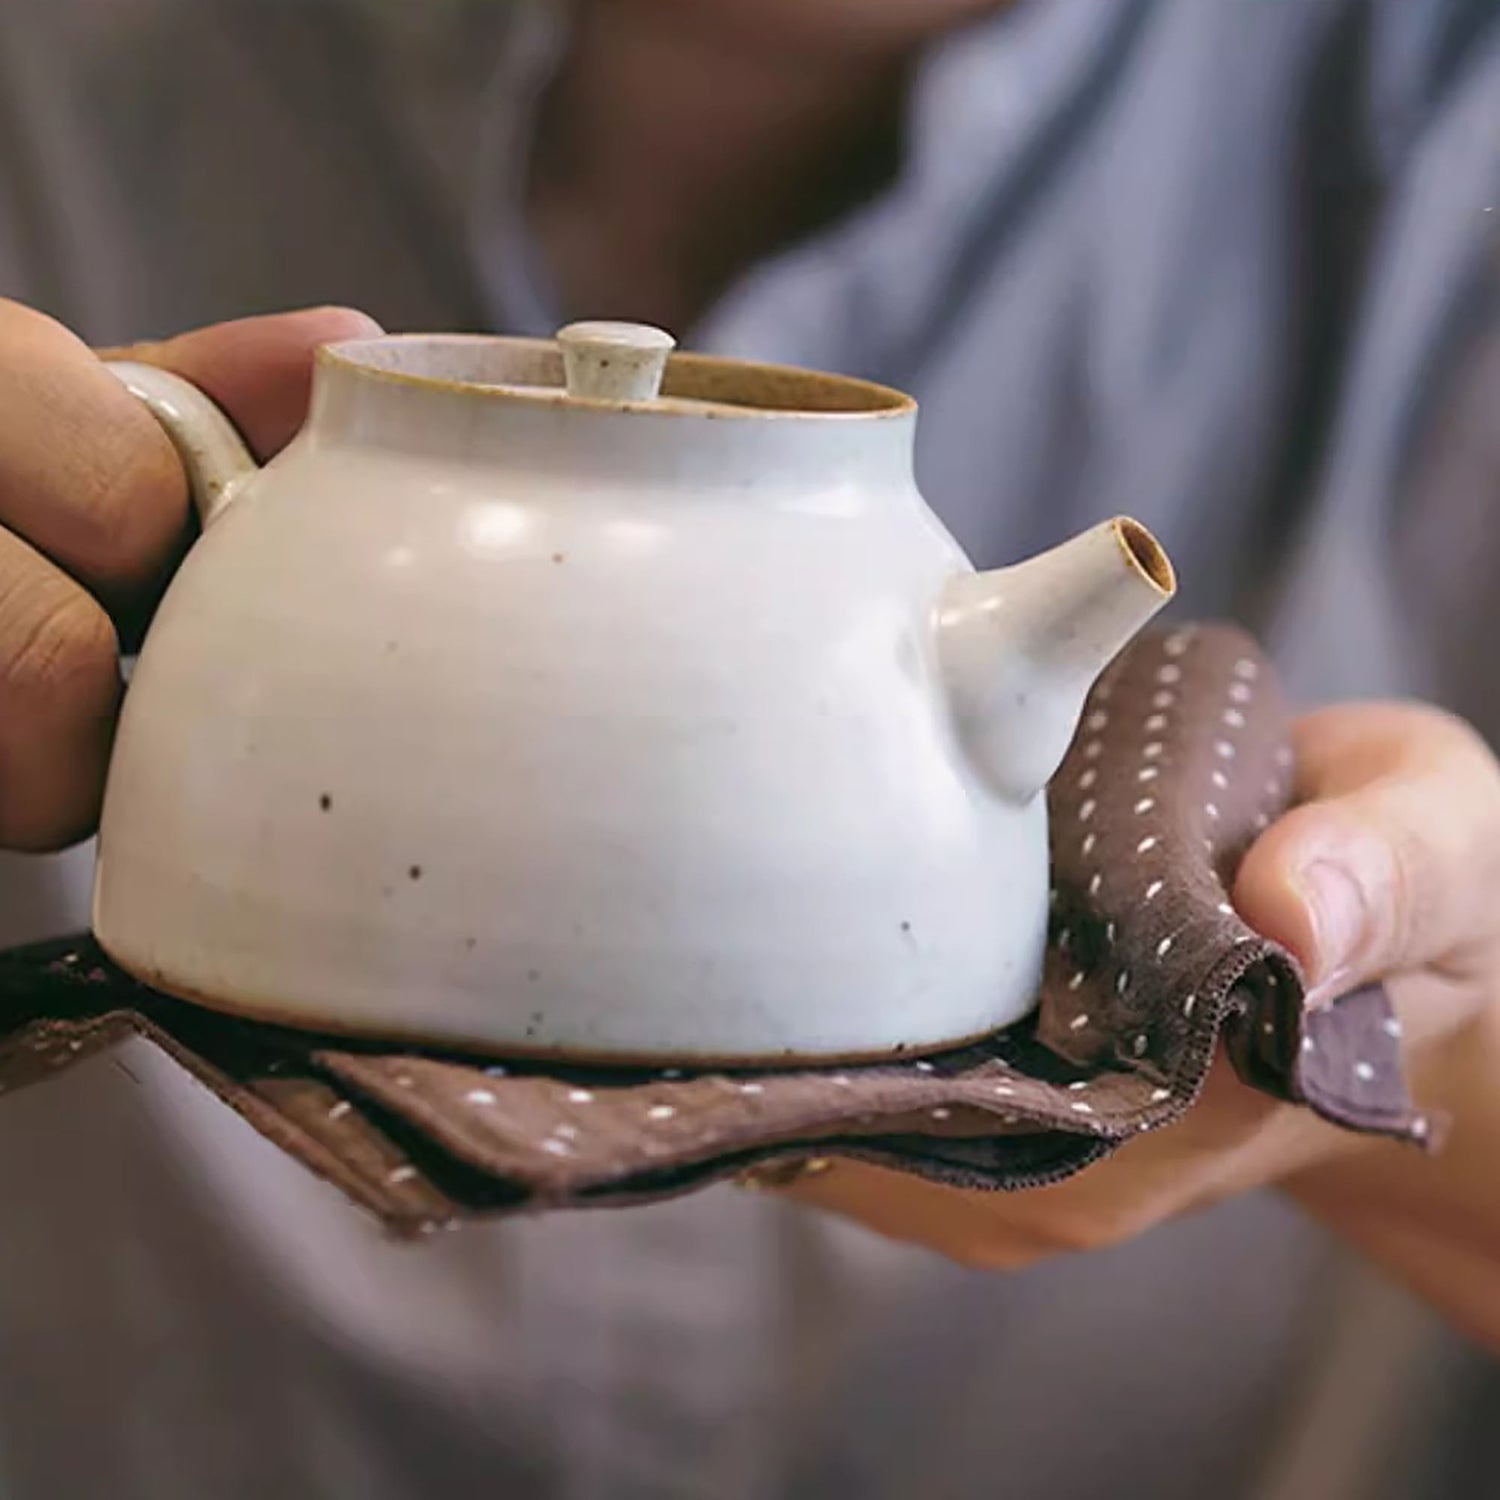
[0,625,1432,1234]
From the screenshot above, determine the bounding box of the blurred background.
[0,1,1496,1497]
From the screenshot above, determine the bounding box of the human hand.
[0,300,379,851]
[776,702,1500,1340]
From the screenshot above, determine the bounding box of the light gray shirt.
[0,1,1496,1496]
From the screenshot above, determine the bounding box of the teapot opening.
[320,333,913,421]
[1115,517,1176,595]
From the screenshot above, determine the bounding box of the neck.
[529,4,915,333]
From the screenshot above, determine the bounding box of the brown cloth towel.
[0,624,1432,1235]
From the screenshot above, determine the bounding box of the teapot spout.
[936,518,1175,804]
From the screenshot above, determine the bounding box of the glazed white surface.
[94,334,1169,1060]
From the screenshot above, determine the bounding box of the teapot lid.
[463,320,729,414]
[555,321,677,403]
[320,321,914,423]
[542,320,743,416]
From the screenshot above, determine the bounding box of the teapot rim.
[316,333,917,424]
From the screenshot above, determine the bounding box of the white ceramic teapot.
[95,322,1174,1063]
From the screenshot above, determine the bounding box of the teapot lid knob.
[556,321,676,403]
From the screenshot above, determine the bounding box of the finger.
[1233,702,1500,1001]
[0,302,383,615]
[102,304,383,462]
[774,1056,1350,1269]
[773,1157,1064,1269]
[0,300,189,603]
[0,525,119,851]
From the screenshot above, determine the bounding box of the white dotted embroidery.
[1116,970,1131,995]
[1301,1035,1315,1054]
[1382,1017,1403,1039]
[1134,797,1156,815]
[1152,689,1176,709]
[1217,901,1234,916]
[739,1082,764,1095]
[1088,872,1103,897]
[1069,1013,1089,1031]
[832,1075,853,1087]
[1070,1101,1095,1115]
[1068,1080,1089,1092]
[1068,970,1086,991]
[1354,1062,1375,1082]
[1082,832,1098,857]
[553,1123,579,1141]
[1253,812,1270,831]
[1183,994,1197,1018]
[661,1068,683,1079]
[1137,835,1158,853]
[387,1166,418,1185]
[1164,634,1190,657]
[647,1104,676,1121]
[1229,681,1252,703]
[569,1088,594,1104]
[1150,1087,1171,1103]
[1156,664,1182,685]
[1145,879,1164,901]
[1059,926,1072,952]
[1205,802,1220,820]
[1275,746,1294,769]
[1155,936,1173,958]
[328,1101,353,1121]
[1139,766,1160,783]
[1223,709,1246,729]
[394,1075,414,1089]
[1145,714,1168,732]
[1079,768,1098,791]
[1144,742,1164,760]
[1085,710,1109,732]
[931,1108,952,1121]
[1079,799,1097,822]
[542,1139,573,1157]
[993,1083,1015,1097]
[1234,659,1258,680]
[1211,769,1229,790]
[1214,740,1236,760]
[1132,1034,1149,1057]
[1106,921,1117,944]
[1084,740,1103,760]
[915,1060,936,1073]
[466,1089,497,1106]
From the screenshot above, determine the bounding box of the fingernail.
[1295,859,1368,988]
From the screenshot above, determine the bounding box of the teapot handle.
[104,361,260,529]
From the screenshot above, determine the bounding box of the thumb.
[98,305,383,461]
[1233,703,1500,1005]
